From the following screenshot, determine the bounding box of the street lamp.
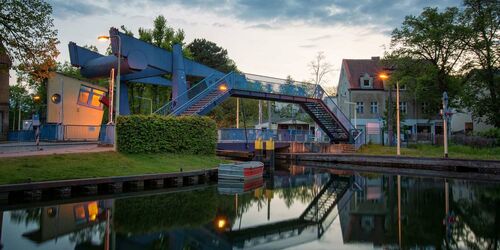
[379,72,401,156]
[98,34,121,151]
[345,101,357,129]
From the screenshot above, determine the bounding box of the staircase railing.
[172,71,234,115]
[236,74,355,131]
[154,72,230,115]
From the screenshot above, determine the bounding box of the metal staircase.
[302,102,349,141]
[154,72,362,144]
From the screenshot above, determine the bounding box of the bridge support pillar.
[171,43,188,110]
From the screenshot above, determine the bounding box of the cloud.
[299,44,317,48]
[48,0,110,19]
[212,22,227,28]
[139,0,462,30]
[308,35,332,41]
[245,23,278,30]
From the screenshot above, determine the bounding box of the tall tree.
[309,51,333,86]
[461,0,500,127]
[390,7,469,105]
[187,38,241,127]
[0,0,59,81]
[187,38,237,73]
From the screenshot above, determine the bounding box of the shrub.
[477,128,500,140]
[116,115,217,154]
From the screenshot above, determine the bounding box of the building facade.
[337,57,453,144]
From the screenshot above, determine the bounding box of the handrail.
[170,71,234,115]
[153,73,219,115]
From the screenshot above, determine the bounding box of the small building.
[46,73,107,141]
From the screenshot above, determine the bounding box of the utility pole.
[396,81,400,156]
[442,92,449,158]
[236,98,239,128]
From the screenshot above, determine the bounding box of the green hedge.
[116,115,217,154]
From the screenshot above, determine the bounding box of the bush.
[116,115,217,154]
[477,128,500,140]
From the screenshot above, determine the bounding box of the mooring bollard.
[254,137,263,161]
[265,138,275,173]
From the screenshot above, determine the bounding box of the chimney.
[371,56,380,62]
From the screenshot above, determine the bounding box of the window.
[356,102,364,114]
[399,101,407,114]
[359,73,372,88]
[363,79,370,87]
[421,102,428,113]
[78,85,105,109]
[370,102,378,114]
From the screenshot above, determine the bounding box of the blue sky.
[39,0,461,87]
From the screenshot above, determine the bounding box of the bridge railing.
[238,74,355,133]
[154,72,229,115]
[218,128,319,142]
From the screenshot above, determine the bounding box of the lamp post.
[442,92,449,158]
[98,34,121,151]
[345,101,357,129]
[380,73,401,155]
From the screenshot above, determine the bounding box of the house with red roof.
[337,57,437,144]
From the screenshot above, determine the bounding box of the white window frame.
[370,101,378,114]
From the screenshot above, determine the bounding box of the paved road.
[0,141,113,158]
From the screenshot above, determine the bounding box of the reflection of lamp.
[214,215,230,231]
[47,207,58,218]
[88,202,99,221]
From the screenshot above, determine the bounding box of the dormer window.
[359,73,373,89]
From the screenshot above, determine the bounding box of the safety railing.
[351,129,365,150]
[238,73,354,132]
[154,72,232,115]
[154,73,220,115]
[63,125,102,141]
[218,128,317,142]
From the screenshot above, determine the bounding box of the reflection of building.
[22,200,111,243]
[46,73,107,141]
[0,51,11,141]
[339,176,389,245]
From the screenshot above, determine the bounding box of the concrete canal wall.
[277,153,500,175]
[0,168,218,204]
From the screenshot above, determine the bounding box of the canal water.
[0,165,499,250]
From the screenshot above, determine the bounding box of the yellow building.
[47,73,107,141]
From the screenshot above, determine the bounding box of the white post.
[236,98,240,128]
[443,92,448,158]
[18,98,21,131]
[396,81,400,156]
[109,68,114,124]
[258,100,263,125]
[114,35,121,152]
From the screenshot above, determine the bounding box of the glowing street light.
[218,84,228,91]
[98,34,121,151]
[379,72,401,156]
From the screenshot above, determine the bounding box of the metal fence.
[8,124,115,144]
[218,128,327,142]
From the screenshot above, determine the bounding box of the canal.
[0,164,498,249]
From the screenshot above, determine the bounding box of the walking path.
[0,141,113,158]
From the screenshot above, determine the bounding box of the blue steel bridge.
[69,28,362,144]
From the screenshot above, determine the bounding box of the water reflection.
[0,166,498,250]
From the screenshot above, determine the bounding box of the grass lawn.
[0,152,227,185]
[358,144,500,160]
